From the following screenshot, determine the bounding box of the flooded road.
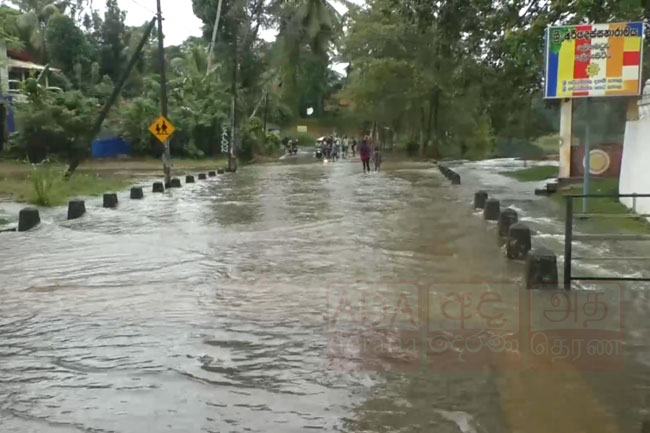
[1,157,650,432]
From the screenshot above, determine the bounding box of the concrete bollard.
[170,178,182,188]
[483,198,500,221]
[186,175,195,184]
[153,182,165,193]
[103,193,118,208]
[474,191,488,209]
[130,187,144,200]
[451,172,461,185]
[217,168,225,175]
[507,222,532,260]
[199,173,207,180]
[18,207,40,232]
[67,200,86,220]
[525,246,559,290]
[498,208,519,238]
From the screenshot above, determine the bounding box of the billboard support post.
[583,98,592,213]
[559,99,573,179]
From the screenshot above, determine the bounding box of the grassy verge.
[500,165,558,182]
[0,169,131,207]
[78,157,229,172]
[553,178,650,233]
[0,157,228,207]
[534,134,560,154]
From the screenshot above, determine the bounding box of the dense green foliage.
[340,0,650,159]
[1,0,649,168]
[12,78,98,163]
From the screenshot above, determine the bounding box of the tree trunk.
[419,106,426,156]
[229,35,238,171]
[431,88,440,158]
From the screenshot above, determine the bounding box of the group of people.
[320,136,355,161]
[319,134,382,173]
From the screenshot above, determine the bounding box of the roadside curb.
[1,167,232,233]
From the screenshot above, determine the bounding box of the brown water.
[1,157,650,432]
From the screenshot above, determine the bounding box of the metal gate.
[564,193,650,290]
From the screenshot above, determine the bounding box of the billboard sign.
[545,22,644,99]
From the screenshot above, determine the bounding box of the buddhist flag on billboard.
[545,22,644,99]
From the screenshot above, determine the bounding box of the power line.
[122,0,157,16]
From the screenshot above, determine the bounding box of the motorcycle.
[284,140,298,156]
[314,139,324,159]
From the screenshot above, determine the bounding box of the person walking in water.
[373,143,382,172]
[359,136,372,173]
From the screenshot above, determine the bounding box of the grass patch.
[554,178,650,233]
[0,156,231,207]
[535,134,560,154]
[501,165,558,182]
[0,165,130,207]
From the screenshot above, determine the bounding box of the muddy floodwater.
[1,157,650,433]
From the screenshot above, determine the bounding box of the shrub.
[112,97,160,156]
[29,164,61,206]
[13,79,98,164]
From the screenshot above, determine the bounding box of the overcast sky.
[98,0,358,73]
[94,0,204,46]
[98,0,358,46]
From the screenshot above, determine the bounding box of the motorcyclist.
[332,137,341,161]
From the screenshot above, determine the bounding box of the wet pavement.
[1,156,650,432]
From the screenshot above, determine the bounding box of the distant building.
[0,41,59,101]
[266,122,281,134]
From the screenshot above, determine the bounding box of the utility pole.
[206,0,224,76]
[229,34,237,172]
[156,0,171,186]
[66,18,157,178]
[263,92,269,133]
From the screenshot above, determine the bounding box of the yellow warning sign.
[149,116,175,143]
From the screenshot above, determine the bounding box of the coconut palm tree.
[0,6,25,49]
[270,0,344,113]
[272,0,342,57]
[9,0,64,61]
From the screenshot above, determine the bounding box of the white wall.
[0,41,7,93]
[619,114,650,215]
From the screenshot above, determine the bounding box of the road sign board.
[149,116,176,142]
[544,22,645,99]
[221,123,230,153]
